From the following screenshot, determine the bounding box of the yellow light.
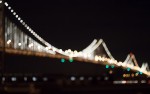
[109,70,113,74]
[131,74,134,77]
[123,74,126,77]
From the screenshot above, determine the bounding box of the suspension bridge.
[0,1,150,77]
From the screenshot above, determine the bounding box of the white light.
[4,2,8,6]
[88,77,93,80]
[27,26,29,30]
[2,77,5,82]
[18,43,21,46]
[28,43,33,48]
[38,46,41,49]
[11,9,14,12]
[13,12,16,15]
[22,22,25,25]
[15,15,18,18]
[32,77,37,81]
[43,77,48,81]
[8,6,11,10]
[20,20,23,23]
[0,1,2,3]
[79,76,84,81]
[7,39,11,44]
[11,77,17,81]
[18,17,21,21]
[24,77,27,81]
[141,80,146,84]
[104,77,109,81]
[70,76,76,81]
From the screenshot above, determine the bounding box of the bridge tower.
[0,0,5,72]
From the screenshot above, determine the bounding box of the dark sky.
[5,0,150,65]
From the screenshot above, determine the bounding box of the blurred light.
[4,2,8,6]
[140,72,143,75]
[109,70,113,74]
[32,77,37,81]
[123,74,126,78]
[2,77,5,82]
[11,9,14,12]
[7,39,11,44]
[88,77,93,80]
[104,76,109,81]
[0,1,2,3]
[8,6,11,10]
[43,77,48,81]
[28,43,33,48]
[15,15,18,18]
[20,20,23,23]
[18,43,21,46]
[111,65,114,68]
[13,12,16,15]
[18,17,21,21]
[61,58,65,63]
[131,74,134,77]
[135,72,139,76]
[127,68,131,71]
[70,76,76,81]
[69,58,73,62]
[24,77,27,81]
[122,80,126,84]
[11,77,17,82]
[106,65,109,69]
[79,76,84,81]
[141,80,146,84]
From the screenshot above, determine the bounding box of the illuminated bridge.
[0,1,150,79]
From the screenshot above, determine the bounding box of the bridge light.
[111,65,115,68]
[8,6,11,10]
[18,17,21,21]
[105,65,109,69]
[61,58,65,63]
[11,9,14,13]
[127,68,130,71]
[69,58,73,62]
[7,39,11,44]
[20,20,23,23]
[32,77,37,81]
[139,72,143,75]
[70,76,76,81]
[11,77,17,82]
[28,43,33,48]
[15,15,18,18]
[4,2,8,6]
[18,43,21,46]
[24,77,27,81]
[13,12,16,15]
[79,76,84,81]
[135,72,139,76]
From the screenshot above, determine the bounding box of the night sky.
[5,0,150,65]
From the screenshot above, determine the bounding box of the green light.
[127,68,130,71]
[69,58,73,62]
[139,72,143,75]
[106,65,109,69]
[61,58,65,63]
[111,65,114,68]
